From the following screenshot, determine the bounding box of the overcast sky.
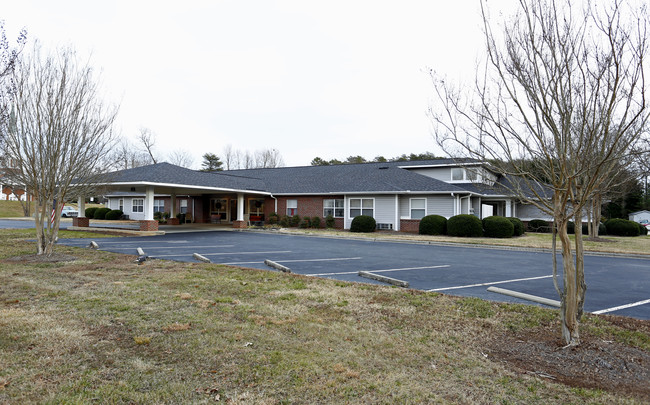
[2,1,517,168]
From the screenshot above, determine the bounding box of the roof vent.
[378,166,389,170]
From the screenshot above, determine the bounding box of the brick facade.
[139,220,159,231]
[73,217,89,227]
[232,220,247,229]
[400,219,420,233]
[272,195,345,229]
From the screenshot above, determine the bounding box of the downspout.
[271,194,277,214]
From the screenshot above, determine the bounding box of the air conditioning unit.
[376,223,393,230]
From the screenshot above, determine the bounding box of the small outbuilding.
[628,210,650,223]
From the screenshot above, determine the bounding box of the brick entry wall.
[270,196,345,229]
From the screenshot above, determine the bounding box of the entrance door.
[229,199,237,223]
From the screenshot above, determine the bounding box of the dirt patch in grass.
[486,315,650,401]
[3,253,77,263]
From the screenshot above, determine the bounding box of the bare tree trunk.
[556,215,580,347]
[574,203,587,321]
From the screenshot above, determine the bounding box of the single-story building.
[629,210,650,223]
[80,158,551,232]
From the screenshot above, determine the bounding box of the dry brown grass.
[0,229,647,404]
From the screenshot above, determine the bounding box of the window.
[451,167,478,182]
[132,199,144,213]
[118,199,124,212]
[153,199,165,213]
[349,198,373,218]
[324,199,344,218]
[286,199,297,216]
[180,199,188,214]
[410,198,426,219]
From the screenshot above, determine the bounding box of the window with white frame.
[118,199,124,212]
[323,199,344,218]
[180,199,188,214]
[451,167,479,182]
[410,198,426,219]
[286,199,297,216]
[153,199,165,213]
[349,198,373,218]
[132,199,144,213]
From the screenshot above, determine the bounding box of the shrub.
[350,215,376,233]
[268,212,279,225]
[290,215,301,227]
[279,215,290,228]
[418,215,447,235]
[93,207,111,220]
[447,214,483,237]
[604,218,640,236]
[311,216,322,228]
[299,217,310,228]
[638,223,648,236]
[325,214,335,228]
[483,216,514,238]
[105,209,123,220]
[84,207,97,218]
[528,219,550,233]
[507,217,525,236]
[154,211,163,221]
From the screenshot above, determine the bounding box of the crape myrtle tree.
[3,44,118,255]
[429,0,649,346]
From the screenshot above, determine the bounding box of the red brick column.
[73,217,89,227]
[139,220,159,231]
[167,217,180,225]
[232,220,247,229]
[400,219,420,233]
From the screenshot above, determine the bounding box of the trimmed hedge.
[84,207,98,218]
[350,215,376,233]
[93,207,111,220]
[325,214,335,228]
[507,217,525,236]
[604,218,640,236]
[105,209,123,220]
[483,216,514,238]
[528,219,551,233]
[447,214,483,237]
[419,215,447,235]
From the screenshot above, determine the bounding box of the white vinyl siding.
[516,203,552,221]
[400,195,455,219]
[408,167,450,181]
[345,196,396,230]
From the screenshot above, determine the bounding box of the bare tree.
[254,148,285,168]
[0,21,27,152]
[430,0,648,346]
[3,44,118,255]
[138,127,158,164]
[108,137,150,170]
[167,149,194,168]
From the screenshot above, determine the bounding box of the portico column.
[237,193,244,221]
[73,196,89,227]
[170,193,176,218]
[505,199,512,217]
[145,186,155,220]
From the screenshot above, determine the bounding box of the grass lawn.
[0,200,28,217]
[0,229,648,403]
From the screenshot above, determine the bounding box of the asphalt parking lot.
[55,230,650,320]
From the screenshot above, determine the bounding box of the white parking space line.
[152,250,292,258]
[114,245,235,250]
[222,257,362,265]
[427,275,553,292]
[307,265,450,277]
[592,298,650,315]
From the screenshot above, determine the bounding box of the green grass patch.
[0,229,646,403]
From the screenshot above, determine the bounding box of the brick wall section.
[400,219,420,233]
[167,217,180,225]
[139,220,159,231]
[272,196,346,229]
[232,220,247,229]
[73,217,89,227]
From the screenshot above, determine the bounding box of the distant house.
[629,210,650,223]
[96,158,551,231]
